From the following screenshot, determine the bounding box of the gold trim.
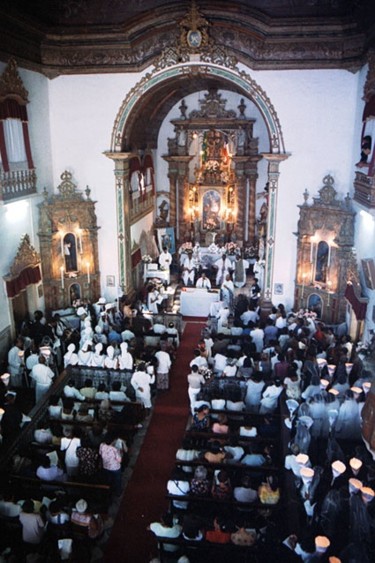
[0,58,29,104]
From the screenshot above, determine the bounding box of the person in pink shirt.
[99,433,123,496]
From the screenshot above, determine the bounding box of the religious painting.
[361,258,375,290]
[63,232,78,272]
[37,284,44,298]
[274,283,284,295]
[156,227,176,254]
[314,241,329,283]
[202,189,221,231]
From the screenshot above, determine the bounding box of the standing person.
[60,427,81,477]
[159,246,172,271]
[19,499,46,547]
[249,277,261,308]
[7,337,24,387]
[99,433,123,497]
[182,251,196,286]
[233,253,249,288]
[220,273,234,310]
[0,391,23,449]
[131,361,155,413]
[215,254,232,286]
[154,346,172,391]
[187,364,206,414]
[30,355,55,403]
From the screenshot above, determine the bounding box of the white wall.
[1,59,366,325]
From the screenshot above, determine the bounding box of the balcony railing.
[353,171,375,208]
[0,168,37,202]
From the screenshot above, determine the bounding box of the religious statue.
[63,233,78,272]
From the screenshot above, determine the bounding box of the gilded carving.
[0,58,29,104]
[8,234,40,278]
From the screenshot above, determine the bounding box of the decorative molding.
[0,57,29,103]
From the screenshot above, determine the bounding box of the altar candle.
[60,266,64,289]
[310,239,314,263]
[328,242,331,266]
[301,280,304,299]
[61,233,64,256]
[79,231,83,253]
[87,262,90,284]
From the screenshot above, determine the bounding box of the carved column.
[248,173,258,243]
[105,152,133,296]
[261,153,289,313]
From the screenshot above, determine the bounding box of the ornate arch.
[110,61,285,155]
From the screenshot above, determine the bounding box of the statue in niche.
[155,199,169,226]
[315,241,329,283]
[63,233,78,272]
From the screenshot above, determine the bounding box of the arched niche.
[315,240,329,284]
[307,293,323,318]
[63,233,78,272]
[69,283,81,306]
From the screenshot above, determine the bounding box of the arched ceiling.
[0,1,374,77]
[123,73,248,151]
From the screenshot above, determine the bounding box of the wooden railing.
[0,168,37,202]
[353,171,375,208]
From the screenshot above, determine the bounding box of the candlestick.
[60,266,64,289]
[327,242,331,267]
[86,262,90,284]
[310,238,314,263]
[78,231,83,253]
[301,282,304,299]
[61,233,64,256]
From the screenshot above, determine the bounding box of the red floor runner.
[104,321,204,563]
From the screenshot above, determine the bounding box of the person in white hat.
[78,340,93,366]
[104,345,118,369]
[118,342,134,372]
[335,389,361,441]
[89,343,105,368]
[63,343,79,368]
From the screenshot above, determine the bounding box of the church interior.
[1,1,375,562]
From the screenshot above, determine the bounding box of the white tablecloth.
[180,288,220,317]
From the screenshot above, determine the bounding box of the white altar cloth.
[180,288,220,317]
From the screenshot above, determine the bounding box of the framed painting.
[156,227,176,254]
[361,258,375,290]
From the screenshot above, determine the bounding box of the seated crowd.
[148,293,375,562]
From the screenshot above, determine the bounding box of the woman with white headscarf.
[118,342,133,372]
[78,341,93,366]
[89,343,105,368]
[104,345,118,369]
[64,343,79,368]
[335,389,362,440]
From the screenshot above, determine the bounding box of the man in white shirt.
[158,247,172,271]
[63,379,85,401]
[7,337,24,387]
[182,253,196,286]
[187,365,206,414]
[215,254,232,286]
[241,306,259,326]
[31,355,55,403]
[212,352,227,376]
[196,272,211,289]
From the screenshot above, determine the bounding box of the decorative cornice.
[5,234,40,279]
[0,3,369,76]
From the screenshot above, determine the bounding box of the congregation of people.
[148,290,375,562]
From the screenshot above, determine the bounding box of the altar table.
[179,287,220,317]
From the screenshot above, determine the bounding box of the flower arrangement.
[243,245,258,259]
[179,242,193,253]
[296,309,318,321]
[198,366,213,381]
[142,254,153,263]
[224,242,239,255]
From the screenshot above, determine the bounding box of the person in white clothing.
[233,254,249,288]
[31,355,55,403]
[259,379,283,414]
[104,345,118,369]
[158,247,172,271]
[60,429,81,477]
[187,365,206,414]
[196,272,211,289]
[7,337,24,387]
[63,379,85,401]
[131,362,155,410]
[89,343,105,367]
[220,274,234,309]
[64,343,79,368]
[215,254,232,286]
[118,342,133,371]
[182,254,196,286]
[148,512,182,553]
[78,340,93,366]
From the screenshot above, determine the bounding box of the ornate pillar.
[163,155,193,243]
[248,173,258,243]
[105,152,133,296]
[260,153,289,312]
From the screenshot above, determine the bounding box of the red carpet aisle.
[104,321,205,563]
